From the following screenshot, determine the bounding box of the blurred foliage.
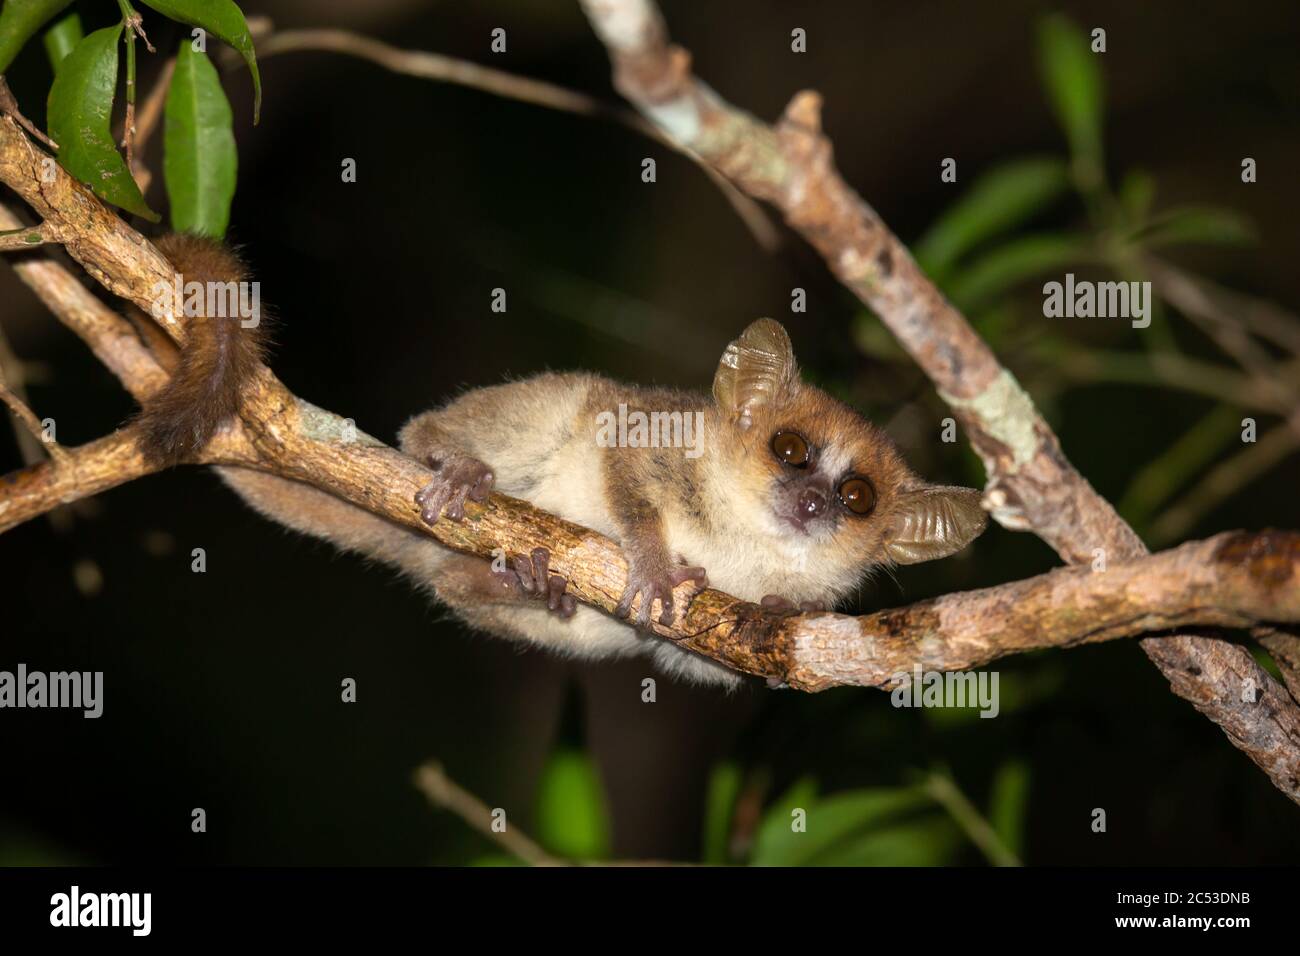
[700,760,742,865]
[988,761,1030,860]
[40,7,80,68]
[531,748,611,861]
[914,157,1072,282]
[750,780,960,867]
[1037,15,1105,197]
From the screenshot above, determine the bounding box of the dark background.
[2,0,1299,864]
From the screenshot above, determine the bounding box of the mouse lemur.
[227,321,986,688]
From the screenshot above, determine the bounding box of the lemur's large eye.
[771,431,810,468]
[839,476,876,516]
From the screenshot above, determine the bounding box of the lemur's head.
[710,318,987,573]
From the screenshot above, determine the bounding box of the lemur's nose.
[798,486,828,518]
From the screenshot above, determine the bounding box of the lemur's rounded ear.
[885,486,988,565]
[712,318,799,428]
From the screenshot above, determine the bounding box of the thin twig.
[413,761,564,866]
[0,319,42,463]
[922,770,1021,867]
[134,56,173,153]
[115,0,155,172]
[131,55,175,193]
[0,364,67,464]
[0,223,59,250]
[0,200,168,398]
[0,75,56,149]
[1149,423,1300,546]
[413,760,701,866]
[1057,348,1297,415]
[243,27,780,251]
[1149,257,1300,357]
[1148,257,1300,438]
[0,319,74,530]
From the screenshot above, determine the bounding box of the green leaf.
[164,40,236,237]
[1133,205,1255,249]
[946,233,1093,310]
[915,157,1070,279]
[811,817,963,867]
[46,25,159,222]
[1118,169,1155,224]
[751,785,934,866]
[138,0,260,122]
[749,775,817,864]
[988,760,1030,859]
[1037,15,1104,191]
[0,0,73,72]
[41,9,81,72]
[533,749,611,861]
[701,761,742,865]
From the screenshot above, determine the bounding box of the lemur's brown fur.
[131,234,267,465]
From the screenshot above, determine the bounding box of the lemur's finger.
[514,555,537,592]
[531,547,550,588]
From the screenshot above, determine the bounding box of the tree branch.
[576,0,1300,803]
[0,222,60,249]
[0,428,157,531]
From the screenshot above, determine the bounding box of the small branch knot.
[780,90,824,132]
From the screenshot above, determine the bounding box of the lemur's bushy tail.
[134,234,268,466]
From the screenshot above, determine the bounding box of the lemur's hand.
[615,550,708,627]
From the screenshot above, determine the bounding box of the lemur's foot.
[414,453,494,523]
[759,595,829,613]
[511,546,577,618]
[616,558,708,628]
